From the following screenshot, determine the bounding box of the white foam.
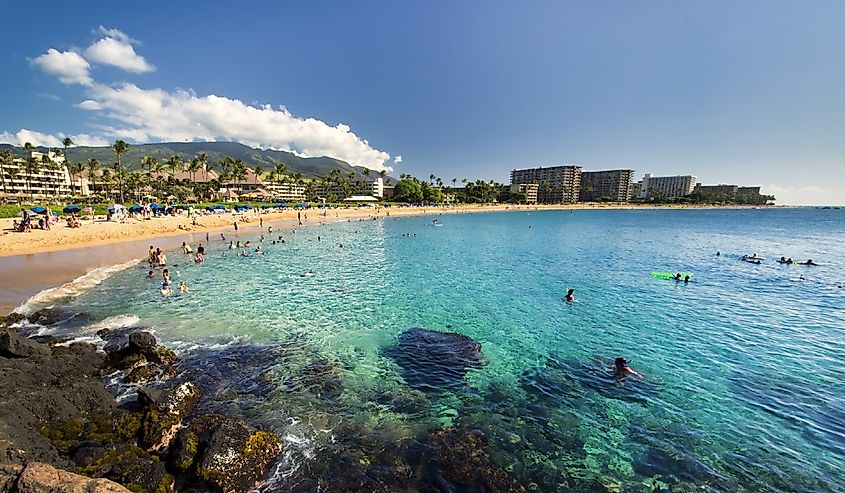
[14,258,143,315]
[81,314,143,334]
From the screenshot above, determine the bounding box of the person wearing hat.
[612,357,640,378]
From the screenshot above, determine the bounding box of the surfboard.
[651,271,693,280]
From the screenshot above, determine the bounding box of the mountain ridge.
[0,141,394,183]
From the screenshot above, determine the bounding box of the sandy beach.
[0,203,761,313]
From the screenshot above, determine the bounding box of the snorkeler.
[612,357,640,378]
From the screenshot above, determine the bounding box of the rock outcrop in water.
[0,313,284,493]
[382,327,486,391]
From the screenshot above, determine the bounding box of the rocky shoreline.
[1,311,530,493]
[0,311,283,493]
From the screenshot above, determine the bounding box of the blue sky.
[1,1,843,204]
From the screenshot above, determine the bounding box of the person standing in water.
[234,221,239,232]
[612,357,639,377]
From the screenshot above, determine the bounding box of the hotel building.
[579,169,634,202]
[510,165,582,204]
[638,173,697,199]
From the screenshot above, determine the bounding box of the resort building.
[637,173,697,199]
[509,183,539,204]
[738,186,762,196]
[510,165,582,204]
[265,182,307,202]
[694,184,739,197]
[0,150,74,198]
[579,169,634,202]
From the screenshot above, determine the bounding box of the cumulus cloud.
[84,26,155,73]
[25,27,396,170]
[29,49,92,85]
[77,83,392,170]
[0,129,109,148]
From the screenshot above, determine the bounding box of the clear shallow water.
[36,209,845,491]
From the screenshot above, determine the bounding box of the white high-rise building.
[638,173,697,199]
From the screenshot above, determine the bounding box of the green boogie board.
[651,271,693,280]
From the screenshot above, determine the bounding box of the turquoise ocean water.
[31,208,845,491]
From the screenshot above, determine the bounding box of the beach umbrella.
[30,206,47,214]
[63,205,82,214]
[128,204,143,213]
[261,205,270,209]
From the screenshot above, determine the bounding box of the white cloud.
[29,49,92,85]
[84,26,155,73]
[393,155,403,163]
[0,129,109,148]
[77,83,393,170]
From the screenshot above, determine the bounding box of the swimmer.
[194,253,204,263]
[197,243,205,255]
[147,270,155,278]
[160,283,172,296]
[684,275,691,283]
[302,269,314,277]
[268,226,273,234]
[339,243,343,248]
[236,240,242,248]
[229,241,235,250]
[182,242,192,254]
[716,251,720,256]
[245,241,251,247]
[799,259,819,266]
[564,288,575,302]
[674,273,682,281]
[179,281,188,293]
[255,245,262,253]
[240,249,248,257]
[220,233,226,241]
[612,357,639,378]
[162,269,171,284]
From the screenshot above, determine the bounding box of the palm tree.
[164,155,182,182]
[140,155,158,177]
[429,174,436,185]
[40,153,59,197]
[68,161,85,196]
[254,165,264,182]
[0,149,13,195]
[87,158,100,200]
[62,137,74,166]
[363,168,371,179]
[218,157,233,199]
[111,140,130,202]
[194,152,209,185]
[24,155,40,201]
[379,169,387,180]
[452,177,457,189]
[273,161,289,186]
[232,159,247,197]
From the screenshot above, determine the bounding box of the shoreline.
[0,203,770,314]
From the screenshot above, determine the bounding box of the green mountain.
[0,141,394,183]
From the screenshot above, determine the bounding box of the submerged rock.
[382,328,486,392]
[139,382,201,451]
[196,418,283,493]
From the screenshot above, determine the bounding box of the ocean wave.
[14,258,143,315]
[81,314,143,334]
